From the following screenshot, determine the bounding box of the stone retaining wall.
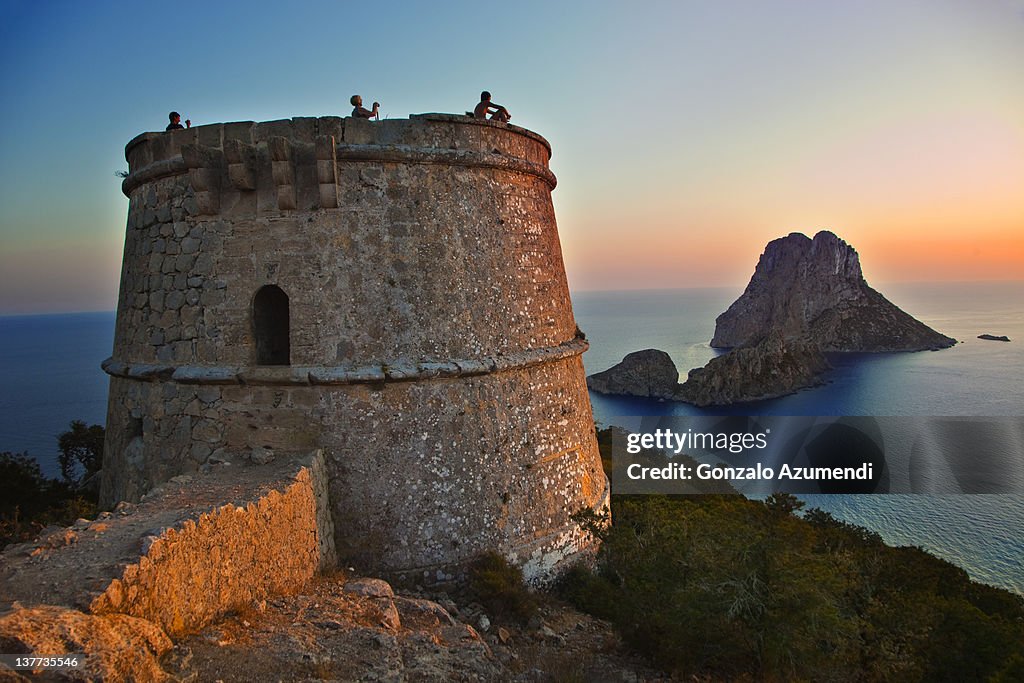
[1,453,335,639]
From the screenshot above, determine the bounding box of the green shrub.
[58,420,104,487]
[0,421,104,550]
[0,451,97,549]
[561,493,1024,681]
[468,550,539,623]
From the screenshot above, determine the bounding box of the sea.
[576,281,1024,596]
[0,281,1021,594]
[0,311,113,478]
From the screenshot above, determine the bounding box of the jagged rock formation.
[585,231,956,407]
[586,338,829,406]
[711,231,956,352]
[675,333,831,406]
[978,334,1010,342]
[586,349,679,399]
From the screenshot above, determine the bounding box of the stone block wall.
[89,464,328,636]
[101,353,605,582]
[2,454,334,639]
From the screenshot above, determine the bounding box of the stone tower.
[101,114,608,582]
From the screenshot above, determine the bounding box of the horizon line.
[3,279,1024,319]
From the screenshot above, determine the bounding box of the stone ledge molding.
[409,113,552,152]
[122,156,187,195]
[121,142,556,197]
[102,337,589,386]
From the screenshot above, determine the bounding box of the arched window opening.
[253,285,290,365]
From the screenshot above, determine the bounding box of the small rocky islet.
[587,231,957,406]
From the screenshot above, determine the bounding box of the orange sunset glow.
[1,1,1023,312]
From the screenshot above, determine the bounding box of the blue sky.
[2,0,1023,313]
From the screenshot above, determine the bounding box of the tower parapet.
[103,114,608,582]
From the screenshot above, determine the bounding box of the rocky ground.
[1,571,669,681]
[160,574,666,683]
[0,455,668,681]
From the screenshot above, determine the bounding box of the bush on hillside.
[0,421,103,549]
[468,550,539,623]
[558,429,1024,681]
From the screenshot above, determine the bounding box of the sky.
[1,0,1022,314]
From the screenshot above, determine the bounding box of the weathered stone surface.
[675,333,832,406]
[712,231,956,352]
[170,366,240,384]
[247,445,275,465]
[344,577,395,599]
[0,606,172,682]
[104,115,609,583]
[586,349,679,399]
[160,577,501,682]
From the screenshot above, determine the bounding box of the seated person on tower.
[473,91,510,123]
[350,95,379,120]
[166,111,191,131]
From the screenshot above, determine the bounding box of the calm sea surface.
[0,311,113,478]
[576,281,1024,595]
[1,282,1021,593]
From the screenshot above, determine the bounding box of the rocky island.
[587,230,956,406]
[978,334,1011,342]
[675,332,831,406]
[587,335,831,407]
[585,349,680,399]
[712,231,956,352]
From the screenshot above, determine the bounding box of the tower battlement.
[103,114,608,583]
[123,114,555,215]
